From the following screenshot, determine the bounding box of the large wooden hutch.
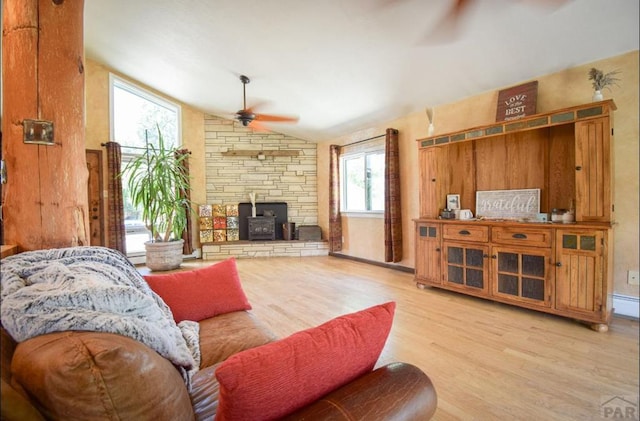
[414,100,616,331]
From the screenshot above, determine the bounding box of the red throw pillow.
[214,301,396,421]
[144,258,251,323]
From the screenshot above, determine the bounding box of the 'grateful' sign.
[476,189,540,219]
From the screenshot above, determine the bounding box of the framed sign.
[446,194,460,210]
[495,81,538,122]
[476,189,540,219]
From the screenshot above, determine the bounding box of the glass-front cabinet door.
[442,241,490,296]
[491,246,553,308]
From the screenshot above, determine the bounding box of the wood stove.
[247,216,276,241]
[239,202,287,240]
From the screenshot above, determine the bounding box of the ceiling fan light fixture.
[235,109,255,126]
[238,115,251,126]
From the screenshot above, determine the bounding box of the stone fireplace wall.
[203,115,318,229]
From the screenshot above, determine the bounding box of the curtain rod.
[100,143,191,154]
[341,133,385,148]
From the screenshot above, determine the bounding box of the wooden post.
[2,0,89,251]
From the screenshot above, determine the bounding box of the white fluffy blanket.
[0,246,200,386]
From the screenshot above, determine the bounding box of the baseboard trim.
[613,294,640,319]
[328,252,414,274]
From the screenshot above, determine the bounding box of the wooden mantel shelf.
[417,100,616,148]
[221,150,300,158]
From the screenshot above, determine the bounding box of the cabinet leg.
[589,323,609,333]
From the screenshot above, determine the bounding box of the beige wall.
[318,50,639,297]
[84,59,206,251]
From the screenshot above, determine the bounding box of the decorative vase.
[592,90,603,101]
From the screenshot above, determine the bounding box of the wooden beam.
[2,0,89,251]
[221,150,300,158]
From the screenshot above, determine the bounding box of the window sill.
[341,211,383,219]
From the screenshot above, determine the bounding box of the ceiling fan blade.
[254,113,299,123]
[419,0,473,45]
[247,120,270,132]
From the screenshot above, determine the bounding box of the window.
[110,74,181,255]
[341,148,384,213]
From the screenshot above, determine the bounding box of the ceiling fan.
[234,75,298,130]
[382,0,572,44]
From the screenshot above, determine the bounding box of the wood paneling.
[446,142,475,210]
[548,124,576,211]
[475,135,508,192]
[505,130,547,190]
[575,118,611,221]
[415,223,441,284]
[419,147,448,217]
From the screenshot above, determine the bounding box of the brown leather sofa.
[1,309,437,420]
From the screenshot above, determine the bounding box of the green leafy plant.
[123,125,191,242]
[588,68,621,91]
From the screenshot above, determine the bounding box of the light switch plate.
[628,270,639,286]
[23,119,54,145]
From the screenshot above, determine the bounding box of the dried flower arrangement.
[588,68,621,91]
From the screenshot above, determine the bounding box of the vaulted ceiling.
[84,0,639,142]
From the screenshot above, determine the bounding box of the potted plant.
[123,125,191,271]
[588,67,620,101]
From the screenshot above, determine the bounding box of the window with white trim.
[109,74,181,254]
[340,139,385,213]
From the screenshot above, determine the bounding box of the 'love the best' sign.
[495,81,538,122]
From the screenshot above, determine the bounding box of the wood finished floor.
[145,256,639,421]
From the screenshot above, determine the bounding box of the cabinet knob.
[459,230,471,235]
[512,233,527,239]
[435,247,441,252]
[556,262,562,267]
[491,255,497,259]
[431,178,436,182]
[483,254,489,258]
[575,166,582,171]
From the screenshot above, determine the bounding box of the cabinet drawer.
[491,226,552,248]
[442,224,489,242]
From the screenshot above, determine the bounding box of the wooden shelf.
[416,100,616,148]
[221,150,300,158]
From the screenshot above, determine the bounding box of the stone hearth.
[202,240,328,260]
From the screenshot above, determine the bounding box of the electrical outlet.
[628,270,640,286]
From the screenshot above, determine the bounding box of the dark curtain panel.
[384,128,403,262]
[175,149,194,255]
[104,142,126,254]
[329,144,342,252]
